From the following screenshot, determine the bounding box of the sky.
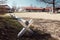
[6,0,47,8]
[5,0,60,8]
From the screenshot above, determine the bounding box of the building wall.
[17,7,51,12]
[0,5,11,13]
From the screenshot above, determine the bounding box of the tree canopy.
[37,0,60,7]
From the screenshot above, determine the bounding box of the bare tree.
[37,0,60,13]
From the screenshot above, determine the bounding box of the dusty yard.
[22,17,60,40]
[0,17,58,40]
[32,19,60,40]
[6,12,60,21]
[0,17,59,40]
[0,12,60,40]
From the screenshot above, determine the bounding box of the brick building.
[19,7,51,12]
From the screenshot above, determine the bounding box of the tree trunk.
[53,0,55,13]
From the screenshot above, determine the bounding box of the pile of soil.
[0,17,58,40]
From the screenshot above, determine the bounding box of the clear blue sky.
[7,0,47,8]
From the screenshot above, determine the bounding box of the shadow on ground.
[18,29,58,40]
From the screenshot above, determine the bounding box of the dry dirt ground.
[32,19,60,40]
[0,13,60,40]
[6,12,60,21]
[0,17,59,40]
[19,17,60,40]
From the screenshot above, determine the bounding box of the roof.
[0,5,10,9]
[21,7,43,10]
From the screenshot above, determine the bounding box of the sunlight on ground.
[4,12,60,21]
